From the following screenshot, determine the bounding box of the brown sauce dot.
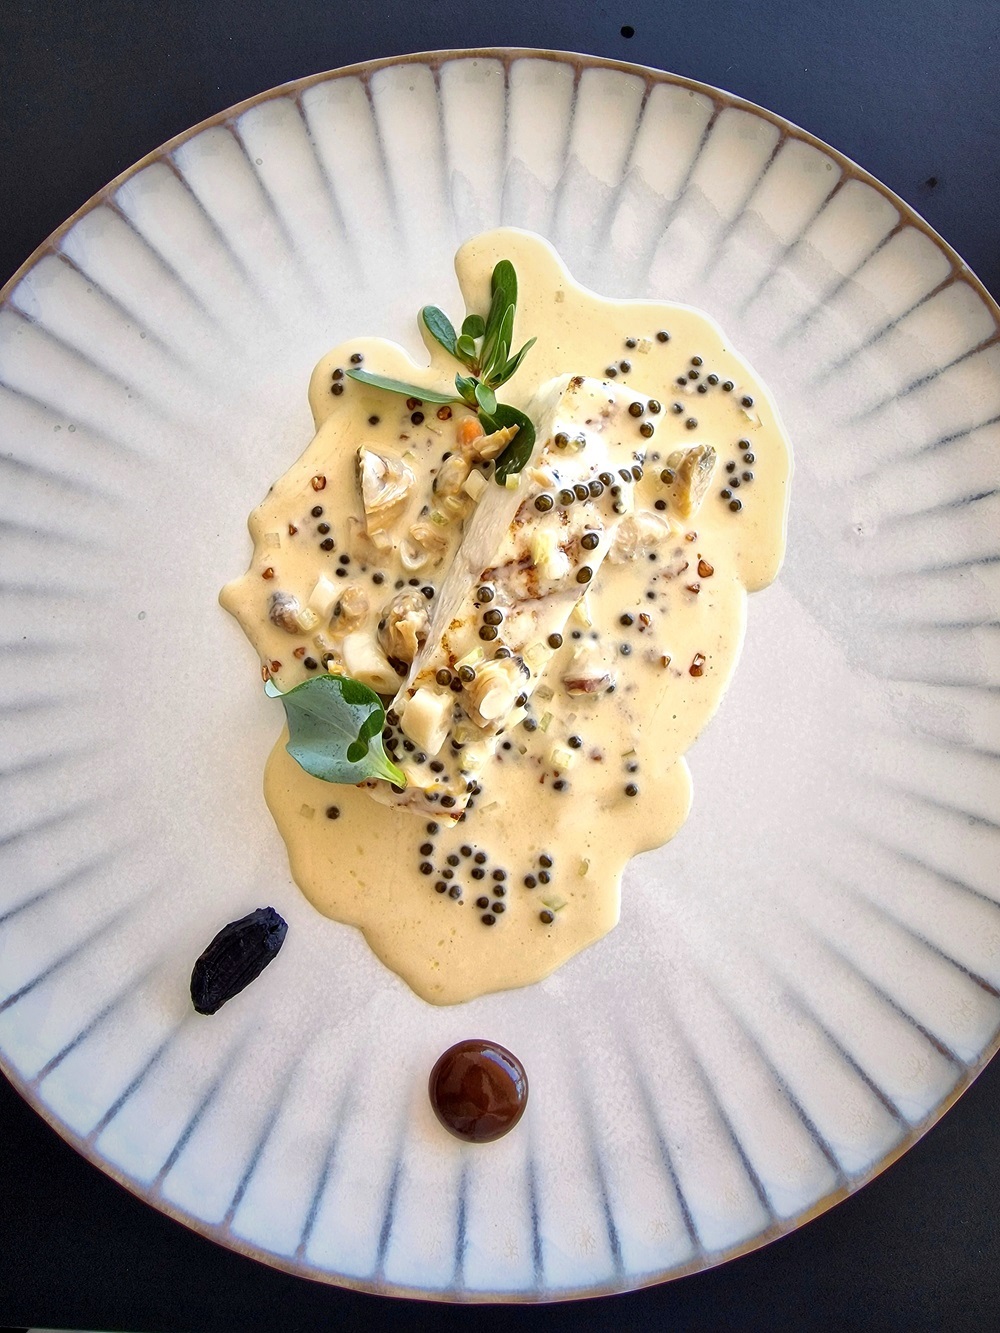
[428,1040,528,1142]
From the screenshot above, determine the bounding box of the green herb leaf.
[265,675,406,787]
[491,259,517,310]
[421,305,458,356]
[455,373,479,405]
[484,304,515,384]
[480,403,536,484]
[500,336,537,385]
[474,381,498,416]
[456,333,478,362]
[346,368,457,405]
[462,313,486,338]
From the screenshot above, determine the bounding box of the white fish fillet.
[368,373,650,819]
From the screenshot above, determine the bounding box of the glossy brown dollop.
[428,1039,528,1142]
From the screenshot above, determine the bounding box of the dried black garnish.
[190,907,287,1014]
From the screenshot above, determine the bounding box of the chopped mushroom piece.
[268,590,303,633]
[378,590,430,664]
[607,511,676,564]
[662,444,717,519]
[336,583,369,630]
[562,646,615,696]
[357,446,415,538]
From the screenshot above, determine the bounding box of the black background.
[2,2,1000,1329]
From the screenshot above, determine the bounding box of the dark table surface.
[2,3,1000,1330]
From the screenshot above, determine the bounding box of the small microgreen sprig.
[346,260,537,484]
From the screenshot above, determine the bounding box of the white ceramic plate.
[2,50,999,1302]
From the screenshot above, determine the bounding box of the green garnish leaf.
[456,333,478,362]
[484,304,515,384]
[455,373,479,405]
[421,305,458,356]
[501,337,537,384]
[475,381,498,416]
[265,675,406,787]
[462,313,486,338]
[491,258,517,310]
[345,368,457,405]
[481,404,537,484]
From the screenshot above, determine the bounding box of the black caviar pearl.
[553,779,567,791]
[625,336,637,348]
[726,461,736,473]
[474,851,487,864]
[721,488,732,500]
[539,854,553,868]
[558,488,575,506]
[331,368,343,380]
[422,586,435,599]
[441,795,456,808]
[477,585,495,602]
[576,567,593,584]
[436,668,451,685]
[320,537,335,550]
[588,480,604,498]
[482,913,496,925]
[411,411,424,424]
[461,845,472,857]
[648,399,661,414]
[450,677,464,692]
[656,330,670,342]
[620,613,634,626]
[442,868,454,880]
[426,821,439,834]
[676,377,688,386]
[435,882,448,893]
[547,633,563,649]
[472,867,485,880]
[743,471,754,482]
[742,395,754,408]
[631,465,643,481]
[672,402,684,414]
[458,665,476,683]
[349,352,364,364]
[730,477,740,488]
[331,383,344,395]
[599,471,615,486]
[707,373,719,385]
[317,522,331,534]
[685,418,698,430]
[628,402,643,418]
[743,452,755,464]
[535,494,554,512]
[373,572,385,585]
[574,483,590,502]
[640,422,654,438]
[420,841,434,855]
[483,609,503,626]
[448,885,461,899]
[339,554,351,566]
[326,806,340,819]
[568,734,583,748]
[419,862,433,875]
[539,910,555,924]
[581,532,600,550]
[619,360,631,372]
[730,498,743,511]
[479,625,498,641]
[492,869,506,882]
[655,499,667,510]
[605,366,618,377]
[697,384,708,394]
[311,505,323,517]
[492,902,506,914]
[688,370,700,381]
[524,874,537,888]
[625,783,639,797]
[303,657,318,670]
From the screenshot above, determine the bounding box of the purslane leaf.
[491,259,517,310]
[481,404,537,484]
[265,675,406,787]
[456,333,478,362]
[500,337,537,385]
[455,373,479,404]
[474,381,498,416]
[346,368,458,405]
[484,304,515,384]
[462,313,486,338]
[421,305,458,356]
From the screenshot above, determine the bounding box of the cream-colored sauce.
[221,229,791,1005]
